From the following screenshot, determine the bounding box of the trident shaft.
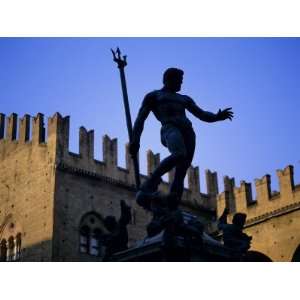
[111,48,141,189]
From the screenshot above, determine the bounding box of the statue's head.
[104,215,117,232]
[232,213,247,229]
[163,68,184,92]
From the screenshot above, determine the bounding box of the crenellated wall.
[1,111,300,261]
[10,112,218,212]
[0,112,66,261]
[216,165,300,261]
[216,165,300,221]
[4,111,299,223]
[0,112,220,261]
[0,112,231,211]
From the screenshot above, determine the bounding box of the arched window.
[8,236,15,261]
[90,229,102,256]
[79,226,90,254]
[16,233,22,260]
[79,213,105,257]
[0,239,7,262]
[0,216,23,262]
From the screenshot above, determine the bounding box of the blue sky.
[0,38,299,195]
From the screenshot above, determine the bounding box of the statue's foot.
[140,176,162,194]
[136,190,161,211]
[147,218,164,237]
[158,192,180,211]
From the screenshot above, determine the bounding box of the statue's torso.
[150,90,193,130]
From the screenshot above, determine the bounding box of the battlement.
[1,112,299,219]
[0,112,214,210]
[0,112,70,143]
[217,165,300,224]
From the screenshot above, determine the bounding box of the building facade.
[0,112,299,261]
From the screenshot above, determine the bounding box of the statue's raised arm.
[185,96,234,122]
[130,93,154,156]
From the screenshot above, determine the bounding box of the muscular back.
[146,90,193,128]
[132,88,219,144]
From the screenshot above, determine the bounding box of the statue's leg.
[169,128,196,202]
[137,126,189,210]
[169,161,189,204]
[140,126,186,193]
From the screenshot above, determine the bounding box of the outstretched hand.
[217,107,234,121]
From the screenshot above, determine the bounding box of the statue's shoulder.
[179,93,192,100]
[146,90,159,98]
[177,93,195,105]
[143,90,159,105]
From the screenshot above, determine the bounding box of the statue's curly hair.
[163,68,184,84]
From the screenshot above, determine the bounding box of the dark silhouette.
[112,48,141,188]
[111,51,238,260]
[0,239,7,261]
[218,207,252,253]
[146,203,204,261]
[130,68,233,210]
[102,200,131,260]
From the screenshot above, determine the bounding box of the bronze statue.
[130,68,234,210]
[102,200,131,260]
[111,50,243,260]
[218,207,252,253]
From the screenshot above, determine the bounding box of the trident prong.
[116,47,121,58]
[111,48,117,60]
[111,47,127,69]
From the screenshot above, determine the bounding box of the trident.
[111,47,141,189]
